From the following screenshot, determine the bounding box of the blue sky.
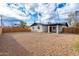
[0,3,78,26]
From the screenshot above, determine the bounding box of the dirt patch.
[0,32,79,56]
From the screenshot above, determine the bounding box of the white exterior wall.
[31,25,43,32]
[58,26,62,33]
[37,25,43,32]
[31,25,67,33]
[31,25,48,32]
[42,26,48,32]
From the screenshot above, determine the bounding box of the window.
[53,27,56,30]
[38,26,40,29]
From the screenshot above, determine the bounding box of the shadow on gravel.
[0,33,33,56]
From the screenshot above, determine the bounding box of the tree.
[66,11,77,27]
[19,21,27,28]
[74,22,79,28]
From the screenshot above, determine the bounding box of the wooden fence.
[2,27,79,34]
[63,27,79,34]
[2,27,31,33]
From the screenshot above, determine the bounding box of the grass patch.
[73,40,79,52]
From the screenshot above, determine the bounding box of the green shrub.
[19,21,27,28]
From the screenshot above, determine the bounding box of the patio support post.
[56,25,59,34]
[48,26,50,33]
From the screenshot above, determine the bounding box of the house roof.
[31,22,68,27]
[31,23,42,26]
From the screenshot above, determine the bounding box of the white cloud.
[37,3,79,23]
[37,3,56,23]
[1,3,79,25]
[1,0,79,3]
[57,3,78,19]
[0,3,29,20]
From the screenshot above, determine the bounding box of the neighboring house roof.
[31,22,68,27]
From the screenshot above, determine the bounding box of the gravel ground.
[0,32,79,56]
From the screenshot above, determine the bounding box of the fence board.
[2,27,31,33]
[63,27,79,34]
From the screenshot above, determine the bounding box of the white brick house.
[31,22,68,34]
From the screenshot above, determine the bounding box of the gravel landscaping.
[0,32,79,56]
